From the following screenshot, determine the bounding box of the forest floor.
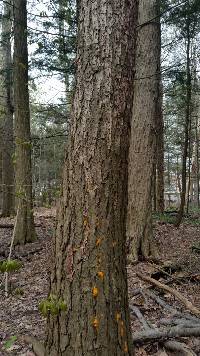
[0,208,200,355]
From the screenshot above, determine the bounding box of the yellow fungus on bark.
[92,317,99,330]
[120,320,124,337]
[116,313,121,322]
[120,327,124,337]
[97,271,104,280]
[96,238,101,246]
[92,287,98,297]
[83,218,88,227]
[124,341,128,353]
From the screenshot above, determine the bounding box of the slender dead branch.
[164,340,197,356]
[130,306,152,330]
[0,223,14,228]
[133,325,200,344]
[137,273,200,317]
[142,289,200,324]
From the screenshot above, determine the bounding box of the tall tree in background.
[13,0,36,244]
[162,0,200,215]
[156,81,165,213]
[174,0,200,225]
[0,0,14,216]
[45,0,138,354]
[127,0,160,262]
[176,7,191,226]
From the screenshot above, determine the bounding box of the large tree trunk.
[13,0,36,244]
[45,0,138,355]
[127,0,160,263]
[1,0,14,217]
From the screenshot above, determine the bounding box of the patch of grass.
[153,208,200,226]
[153,212,176,224]
[184,216,200,226]
[3,336,17,350]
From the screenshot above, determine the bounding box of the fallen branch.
[131,304,197,354]
[141,289,200,324]
[141,288,177,314]
[0,223,14,228]
[0,223,41,229]
[159,317,200,329]
[137,272,200,317]
[164,340,197,356]
[130,306,152,330]
[133,325,200,344]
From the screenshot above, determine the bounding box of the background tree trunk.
[156,82,165,213]
[45,0,138,354]
[1,0,14,217]
[13,0,36,244]
[127,0,160,262]
[176,16,191,227]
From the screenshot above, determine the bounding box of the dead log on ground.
[133,325,200,344]
[131,304,197,354]
[164,340,197,356]
[137,272,200,317]
[141,289,200,324]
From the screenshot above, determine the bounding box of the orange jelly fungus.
[97,271,105,280]
[92,287,98,297]
[124,341,128,353]
[92,317,99,329]
[116,313,121,322]
[96,238,101,246]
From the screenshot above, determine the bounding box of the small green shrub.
[3,336,17,350]
[39,294,67,317]
[0,260,22,273]
[14,287,24,296]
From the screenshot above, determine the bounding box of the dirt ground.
[0,208,200,355]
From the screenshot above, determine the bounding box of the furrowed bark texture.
[1,0,14,216]
[127,0,160,262]
[45,0,138,355]
[156,82,165,213]
[176,16,191,227]
[13,0,36,244]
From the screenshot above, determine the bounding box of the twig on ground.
[159,317,200,328]
[133,325,200,344]
[130,305,152,330]
[141,288,177,313]
[0,223,14,228]
[164,340,197,356]
[141,289,200,324]
[137,272,200,317]
[0,223,41,228]
[131,303,197,354]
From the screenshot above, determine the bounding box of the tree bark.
[127,0,160,262]
[45,0,138,355]
[0,0,14,216]
[176,16,191,227]
[133,325,200,345]
[195,115,200,207]
[13,0,36,244]
[156,81,165,213]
